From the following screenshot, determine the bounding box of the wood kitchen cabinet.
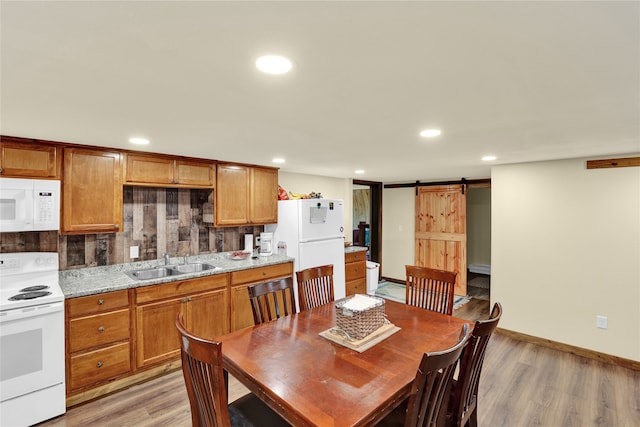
[345,250,367,296]
[63,147,123,234]
[135,274,229,369]
[0,137,61,178]
[216,164,278,226]
[230,262,293,330]
[124,153,215,188]
[65,290,132,394]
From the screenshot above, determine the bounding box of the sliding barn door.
[415,185,467,296]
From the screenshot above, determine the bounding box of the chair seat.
[229,394,290,427]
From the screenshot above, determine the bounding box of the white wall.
[492,157,640,360]
[467,187,492,267]
[381,187,415,281]
[279,158,640,361]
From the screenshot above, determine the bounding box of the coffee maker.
[259,232,273,257]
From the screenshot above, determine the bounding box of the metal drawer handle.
[98,326,105,333]
[97,299,104,305]
[96,361,104,368]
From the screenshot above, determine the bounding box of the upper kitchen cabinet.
[124,153,215,188]
[63,147,123,234]
[0,137,61,178]
[215,164,278,226]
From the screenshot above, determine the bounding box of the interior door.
[415,184,467,295]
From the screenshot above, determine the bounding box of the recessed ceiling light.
[354,170,365,174]
[419,129,441,138]
[272,158,285,164]
[256,55,292,74]
[482,155,497,161]
[129,137,149,145]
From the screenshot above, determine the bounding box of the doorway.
[352,180,382,266]
[466,185,491,300]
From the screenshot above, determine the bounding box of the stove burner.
[9,291,52,301]
[19,285,50,292]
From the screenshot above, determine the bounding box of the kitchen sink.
[169,262,219,273]
[125,266,185,280]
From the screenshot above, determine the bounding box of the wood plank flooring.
[37,299,640,426]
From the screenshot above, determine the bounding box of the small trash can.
[366,261,380,295]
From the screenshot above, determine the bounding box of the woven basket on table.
[335,295,386,340]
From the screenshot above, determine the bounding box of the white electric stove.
[0,252,66,426]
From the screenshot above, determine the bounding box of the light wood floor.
[38,299,640,426]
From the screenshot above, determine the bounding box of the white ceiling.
[2,1,638,183]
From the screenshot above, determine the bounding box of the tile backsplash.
[0,187,263,269]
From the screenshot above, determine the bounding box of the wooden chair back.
[405,265,457,315]
[175,313,230,427]
[448,302,502,427]
[296,264,335,311]
[248,277,297,325]
[404,323,470,427]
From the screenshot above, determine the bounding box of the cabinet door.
[63,147,122,234]
[175,160,215,187]
[250,167,278,224]
[216,164,249,226]
[186,288,229,340]
[125,154,174,185]
[0,139,60,178]
[230,284,254,331]
[135,297,183,368]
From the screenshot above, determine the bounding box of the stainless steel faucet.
[184,253,189,265]
[162,252,170,266]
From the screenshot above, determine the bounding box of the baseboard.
[468,264,491,275]
[497,328,640,372]
[380,277,404,285]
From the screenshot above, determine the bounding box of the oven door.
[0,302,65,402]
[0,186,34,232]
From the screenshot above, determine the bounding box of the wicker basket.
[335,295,386,340]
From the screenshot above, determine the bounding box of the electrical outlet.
[130,246,139,259]
[596,315,608,329]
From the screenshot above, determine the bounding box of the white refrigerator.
[266,199,346,307]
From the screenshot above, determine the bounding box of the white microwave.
[0,178,60,232]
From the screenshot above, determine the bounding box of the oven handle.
[0,301,64,322]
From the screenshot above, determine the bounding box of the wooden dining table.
[220,299,472,427]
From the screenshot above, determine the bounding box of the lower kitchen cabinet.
[230,262,293,331]
[135,274,229,369]
[345,250,367,296]
[65,290,132,395]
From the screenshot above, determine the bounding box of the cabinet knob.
[97,299,104,305]
[182,297,188,303]
[98,326,105,333]
[187,296,192,302]
[262,272,267,276]
[97,361,104,368]
[114,224,120,230]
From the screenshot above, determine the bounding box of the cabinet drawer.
[346,278,367,296]
[345,251,367,263]
[67,290,129,317]
[69,309,130,353]
[345,261,366,281]
[231,263,293,285]
[135,274,228,304]
[69,342,131,390]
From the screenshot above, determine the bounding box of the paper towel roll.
[244,234,253,252]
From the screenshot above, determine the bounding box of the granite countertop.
[59,252,294,298]
[345,245,368,254]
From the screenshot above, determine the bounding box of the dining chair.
[296,264,335,311]
[445,302,502,427]
[175,313,290,427]
[247,277,297,325]
[405,265,457,316]
[377,323,470,427]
